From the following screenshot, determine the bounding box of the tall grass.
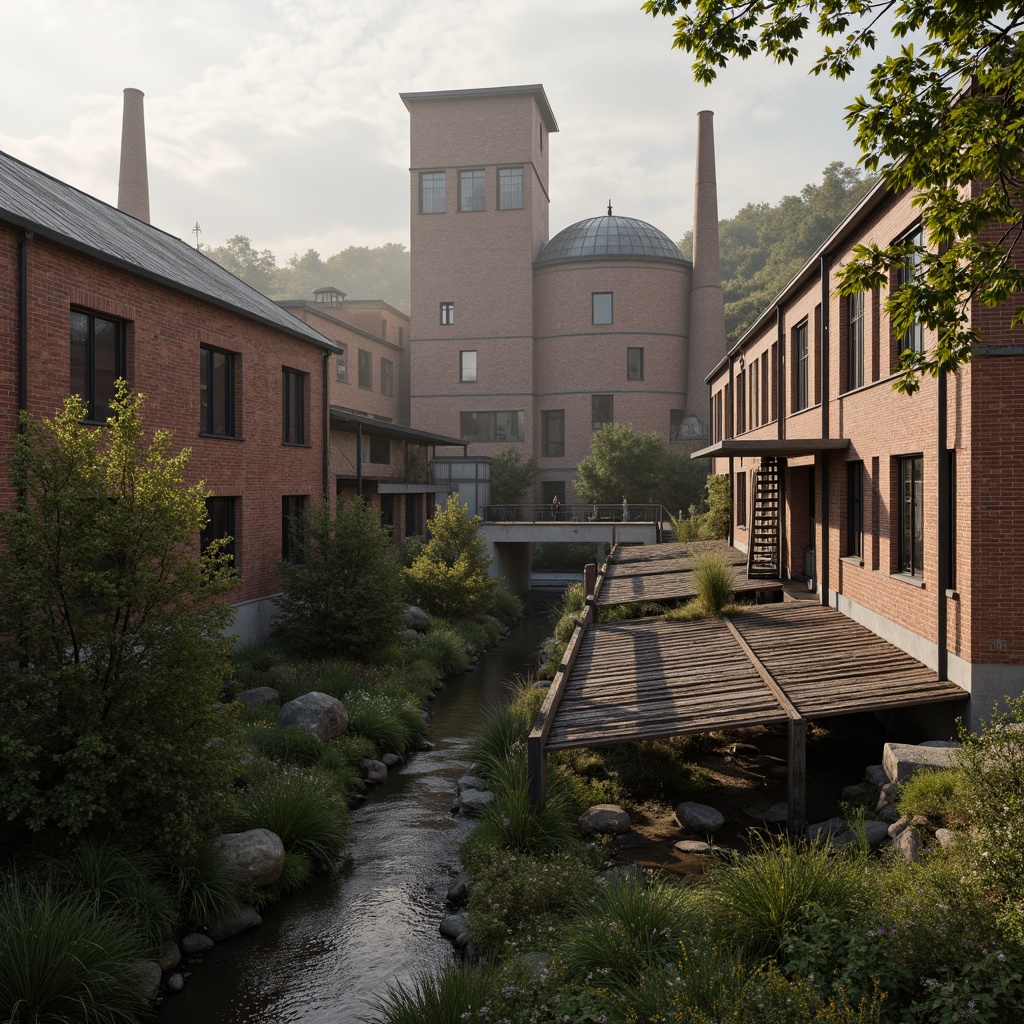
[692,551,735,616]
[415,624,471,676]
[489,585,524,626]
[368,962,493,1024]
[165,838,240,925]
[0,874,150,1024]
[344,691,423,753]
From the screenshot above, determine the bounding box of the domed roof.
[536,214,684,266]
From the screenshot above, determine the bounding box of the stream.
[157,591,559,1024]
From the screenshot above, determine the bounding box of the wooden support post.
[527,733,547,809]
[584,563,597,600]
[788,717,807,833]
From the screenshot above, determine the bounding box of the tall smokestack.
[117,88,150,223]
[686,109,727,425]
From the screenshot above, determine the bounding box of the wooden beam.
[788,717,807,832]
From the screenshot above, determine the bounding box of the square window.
[593,292,613,325]
[202,496,237,566]
[71,309,126,422]
[460,350,477,382]
[381,358,394,397]
[498,167,523,210]
[282,495,306,563]
[440,302,455,325]
[591,394,613,430]
[335,347,348,382]
[358,349,372,389]
[494,410,524,442]
[459,169,485,212]
[363,436,391,464]
[199,344,236,437]
[542,410,565,458]
[460,411,491,442]
[282,368,306,444]
[420,171,446,214]
[627,347,644,381]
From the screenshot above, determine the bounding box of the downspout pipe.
[356,423,363,498]
[936,368,949,680]
[18,232,32,426]
[776,304,785,441]
[322,352,329,502]
[819,253,831,608]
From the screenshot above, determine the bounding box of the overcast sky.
[0,0,871,262]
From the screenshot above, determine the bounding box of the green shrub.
[414,623,471,676]
[273,498,405,661]
[558,872,696,990]
[706,836,871,956]
[896,767,963,825]
[166,838,240,925]
[404,495,497,619]
[345,690,423,754]
[691,551,735,616]
[489,585,524,626]
[244,722,322,767]
[449,617,488,654]
[469,682,545,782]
[368,962,493,1024]
[0,873,150,1024]
[235,771,350,865]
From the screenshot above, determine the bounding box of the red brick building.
[696,181,1024,724]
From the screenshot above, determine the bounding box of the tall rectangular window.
[335,346,348,382]
[899,455,924,577]
[460,350,477,382]
[846,461,863,558]
[794,320,809,412]
[762,350,771,424]
[749,360,760,429]
[71,309,126,422]
[737,473,747,528]
[846,292,865,391]
[459,169,486,212]
[358,349,372,389]
[593,292,613,325]
[202,496,237,566]
[737,371,746,433]
[282,368,306,445]
[591,394,614,430]
[498,167,524,209]
[947,448,957,589]
[440,302,455,325]
[897,227,925,355]
[381,358,394,397]
[199,344,235,437]
[627,347,644,380]
[420,171,445,213]
[282,495,306,563]
[542,409,565,457]
[381,319,387,341]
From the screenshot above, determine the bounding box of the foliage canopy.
[488,447,540,506]
[0,385,240,856]
[645,0,1024,392]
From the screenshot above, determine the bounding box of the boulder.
[156,939,181,971]
[235,687,280,708]
[864,764,888,787]
[402,605,431,631]
[579,804,631,836]
[862,820,891,848]
[455,929,472,949]
[888,815,912,840]
[675,801,725,834]
[214,829,285,887]
[181,933,215,955]
[805,816,847,844]
[935,827,957,849]
[360,758,388,784]
[456,775,487,795]
[893,826,924,863]
[762,802,789,824]
[277,691,348,741]
[446,871,472,906]
[206,905,262,942]
[457,789,494,816]
[439,912,467,940]
[920,739,959,748]
[399,628,420,643]
[138,961,162,1000]
[882,742,959,784]
[381,753,403,767]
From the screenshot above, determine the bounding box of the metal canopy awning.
[329,407,465,449]
[691,438,850,459]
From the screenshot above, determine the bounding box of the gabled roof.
[0,149,336,352]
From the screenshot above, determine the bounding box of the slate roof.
[0,149,335,351]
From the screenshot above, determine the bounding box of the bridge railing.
[482,503,665,529]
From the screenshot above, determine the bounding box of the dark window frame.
[380,357,394,397]
[460,350,477,383]
[282,494,307,563]
[71,308,127,423]
[846,461,864,558]
[794,320,809,412]
[458,168,486,212]
[591,394,614,430]
[846,291,866,391]
[899,454,924,577]
[498,166,524,210]
[627,346,644,381]
[896,226,925,356]
[362,435,391,464]
[440,302,455,325]
[358,349,372,390]
[593,292,613,325]
[202,496,237,565]
[459,410,525,443]
[282,367,307,445]
[199,343,236,438]
[542,409,565,458]
[420,171,446,214]
[335,346,348,383]
[737,472,747,528]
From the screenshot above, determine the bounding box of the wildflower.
[609,921,618,934]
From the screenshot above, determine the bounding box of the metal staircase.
[747,457,781,579]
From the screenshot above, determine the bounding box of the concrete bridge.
[480,504,664,593]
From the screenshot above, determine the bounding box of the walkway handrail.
[482,503,666,529]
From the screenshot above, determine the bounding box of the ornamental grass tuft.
[368,961,493,1024]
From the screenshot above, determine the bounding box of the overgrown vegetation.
[672,473,731,541]
[489,447,540,507]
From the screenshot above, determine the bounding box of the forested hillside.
[680,162,876,346]
[204,236,411,313]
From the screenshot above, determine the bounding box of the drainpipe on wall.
[819,253,831,608]
[17,232,32,426]
[936,368,949,680]
[776,305,785,442]
[356,423,363,497]
[322,352,329,501]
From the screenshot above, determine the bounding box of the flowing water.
[157,593,559,1024]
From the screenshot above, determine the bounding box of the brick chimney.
[117,88,150,223]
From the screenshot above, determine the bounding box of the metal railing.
[482,503,665,529]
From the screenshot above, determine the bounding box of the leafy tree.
[490,448,540,506]
[405,495,497,619]
[644,0,1024,391]
[680,162,876,345]
[575,423,708,512]
[203,234,278,295]
[0,384,240,856]
[673,472,731,540]
[272,498,404,661]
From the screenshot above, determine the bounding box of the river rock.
[235,686,279,708]
[360,758,388,784]
[206,905,262,941]
[400,628,419,643]
[382,753,403,767]
[156,939,181,971]
[165,973,185,994]
[579,804,631,836]
[674,840,715,855]
[181,933,215,955]
[214,829,285,887]
[675,801,725,834]
[402,605,431,631]
[763,802,789,824]
[865,764,888,786]
[138,961,162,1000]
[455,929,471,949]
[893,825,924,863]
[862,820,891,848]
[440,912,467,940]
[840,782,872,801]
[805,816,846,844]
[888,815,912,840]
[446,871,472,906]
[277,691,348,741]
[456,775,487,794]
[457,788,494,816]
[935,827,957,848]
